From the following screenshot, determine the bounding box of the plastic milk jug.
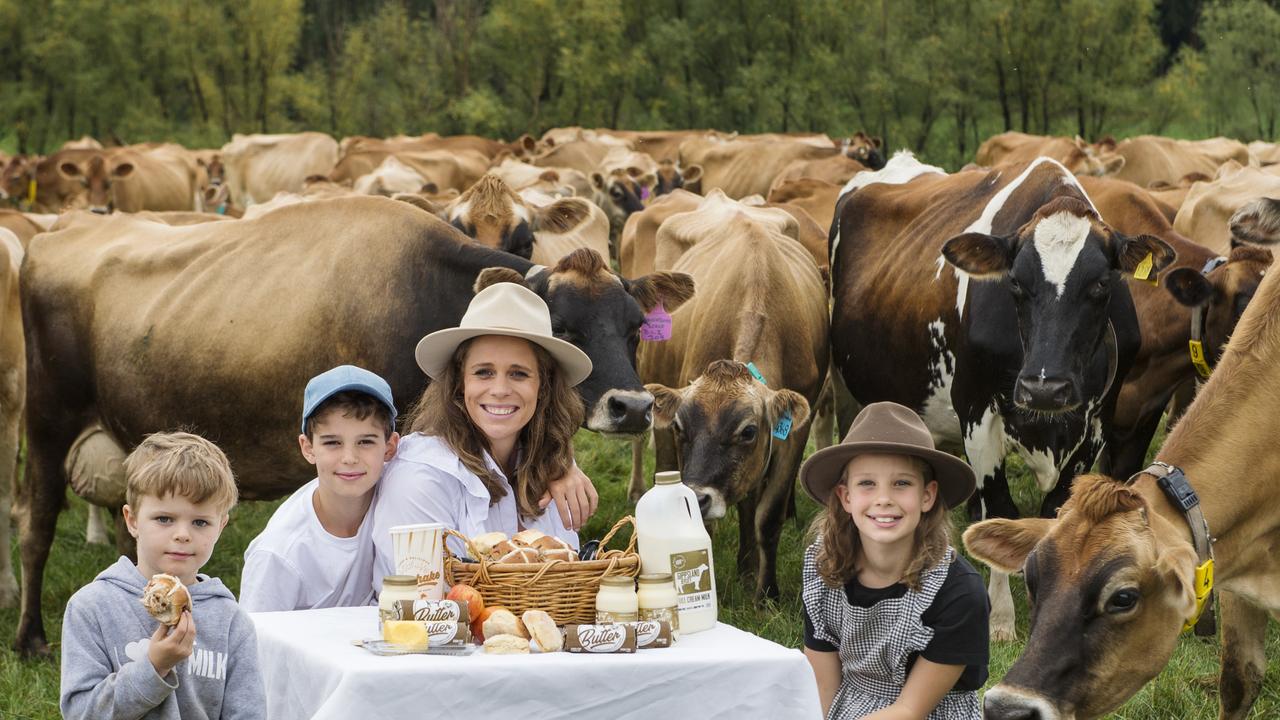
[635,471,718,633]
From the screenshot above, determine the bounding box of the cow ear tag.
[1133,252,1159,286]
[745,362,767,384]
[641,302,672,341]
[640,185,651,201]
[771,412,792,440]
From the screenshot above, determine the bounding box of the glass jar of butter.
[637,573,680,641]
[595,575,639,623]
[379,575,418,630]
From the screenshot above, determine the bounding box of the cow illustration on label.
[670,550,713,612]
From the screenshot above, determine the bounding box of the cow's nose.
[1015,376,1075,410]
[696,492,712,517]
[984,694,1044,720]
[606,392,653,433]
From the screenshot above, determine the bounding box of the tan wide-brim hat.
[800,401,976,509]
[415,282,593,387]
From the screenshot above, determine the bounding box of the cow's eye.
[1008,276,1026,298]
[1088,278,1110,300]
[1105,588,1140,614]
[739,425,758,443]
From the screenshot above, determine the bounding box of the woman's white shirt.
[370,433,579,592]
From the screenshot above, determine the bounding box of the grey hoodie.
[60,556,266,720]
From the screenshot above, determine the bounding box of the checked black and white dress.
[802,541,988,720]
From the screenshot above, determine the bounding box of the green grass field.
[3,428,1279,719]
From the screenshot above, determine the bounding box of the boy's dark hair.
[303,390,395,440]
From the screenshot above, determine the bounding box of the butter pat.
[383,620,429,650]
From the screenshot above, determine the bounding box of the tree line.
[0,0,1277,169]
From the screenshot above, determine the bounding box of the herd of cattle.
[3,126,1280,718]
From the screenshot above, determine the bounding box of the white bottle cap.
[654,471,682,485]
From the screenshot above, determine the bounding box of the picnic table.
[251,606,822,719]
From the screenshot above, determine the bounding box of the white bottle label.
[670,549,713,612]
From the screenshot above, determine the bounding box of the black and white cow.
[828,153,1174,640]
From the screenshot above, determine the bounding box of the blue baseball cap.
[301,365,398,434]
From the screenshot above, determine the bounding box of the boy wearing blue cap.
[239,365,400,612]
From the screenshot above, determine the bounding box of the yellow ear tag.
[1181,558,1214,633]
[1188,340,1212,379]
[27,178,37,205]
[1133,252,1158,286]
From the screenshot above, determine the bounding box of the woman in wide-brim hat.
[370,277,598,584]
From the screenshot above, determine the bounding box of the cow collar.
[1127,461,1216,636]
[1188,256,1228,379]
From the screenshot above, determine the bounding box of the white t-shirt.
[370,433,579,593]
[239,479,378,612]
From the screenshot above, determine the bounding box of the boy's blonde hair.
[124,431,238,513]
[807,455,952,591]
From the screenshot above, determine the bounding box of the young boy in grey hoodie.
[60,432,265,720]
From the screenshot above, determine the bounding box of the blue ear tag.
[772,412,792,440]
[745,362,767,384]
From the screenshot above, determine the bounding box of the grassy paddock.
[3,429,1279,718]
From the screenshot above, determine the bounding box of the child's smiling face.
[835,453,938,550]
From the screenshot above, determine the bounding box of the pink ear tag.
[641,302,672,341]
[640,185,651,201]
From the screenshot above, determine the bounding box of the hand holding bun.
[141,574,191,626]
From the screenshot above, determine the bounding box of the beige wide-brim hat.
[800,402,976,509]
[414,282,593,387]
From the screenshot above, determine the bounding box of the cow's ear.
[637,172,657,189]
[392,192,447,219]
[766,389,810,432]
[1229,197,1280,246]
[532,197,591,233]
[59,162,82,179]
[645,383,684,429]
[1163,267,1214,308]
[681,164,703,184]
[627,272,695,313]
[474,267,528,293]
[590,172,607,191]
[872,136,883,149]
[1115,233,1174,274]
[1155,543,1198,620]
[942,232,1013,278]
[1100,154,1125,175]
[111,162,134,179]
[963,517,1055,573]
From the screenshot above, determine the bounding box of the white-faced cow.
[15,196,694,654]
[830,153,1173,641]
[1080,175,1273,478]
[966,236,1280,719]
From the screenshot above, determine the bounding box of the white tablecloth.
[252,606,821,719]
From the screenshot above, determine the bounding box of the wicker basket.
[443,516,640,625]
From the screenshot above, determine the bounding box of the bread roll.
[482,608,528,639]
[471,531,509,558]
[522,610,562,653]
[141,574,191,626]
[531,535,572,552]
[484,634,531,654]
[512,529,546,546]
[491,540,521,558]
[539,548,577,563]
[496,547,540,564]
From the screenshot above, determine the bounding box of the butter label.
[564,624,637,653]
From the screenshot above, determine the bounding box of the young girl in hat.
[370,278,598,585]
[800,402,989,720]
